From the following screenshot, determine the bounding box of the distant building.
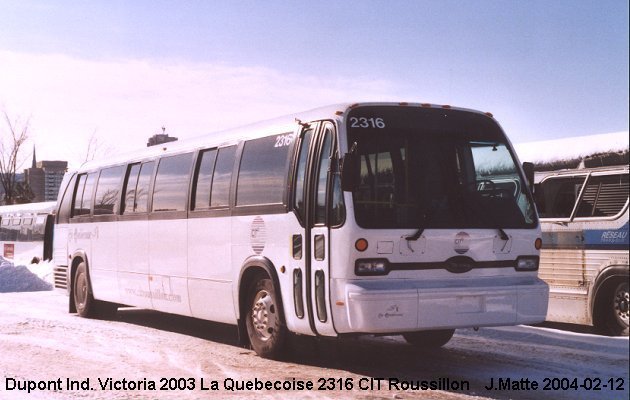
[147,127,178,147]
[24,149,68,202]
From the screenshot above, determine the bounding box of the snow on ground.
[0,290,627,400]
[514,131,629,164]
[0,258,54,293]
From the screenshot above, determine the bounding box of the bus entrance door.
[306,122,337,337]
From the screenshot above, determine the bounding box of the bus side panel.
[188,215,236,324]
[230,214,314,336]
[90,221,120,303]
[117,219,152,309]
[540,215,630,325]
[148,218,191,316]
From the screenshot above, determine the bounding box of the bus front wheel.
[245,278,287,359]
[73,262,117,319]
[595,279,629,336]
[73,262,95,318]
[402,329,455,348]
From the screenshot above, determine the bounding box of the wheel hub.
[614,284,629,324]
[251,290,276,341]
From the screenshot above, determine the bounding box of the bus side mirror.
[341,152,359,191]
[522,162,535,191]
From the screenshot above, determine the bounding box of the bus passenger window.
[94,166,124,215]
[237,134,293,206]
[538,177,586,218]
[135,162,154,213]
[73,173,97,216]
[152,153,194,212]
[123,162,155,214]
[575,174,629,218]
[122,164,141,214]
[210,146,236,208]
[192,149,218,210]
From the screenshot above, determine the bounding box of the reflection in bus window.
[94,166,124,215]
[210,146,236,208]
[237,134,292,206]
[152,153,194,212]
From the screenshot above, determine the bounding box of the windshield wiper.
[498,228,509,241]
[406,227,424,241]
[406,212,429,241]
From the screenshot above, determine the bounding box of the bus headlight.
[515,256,539,271]
[355,259,389,276]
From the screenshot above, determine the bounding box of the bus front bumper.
[338,277,549,333]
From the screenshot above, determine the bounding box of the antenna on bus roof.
[295,118,310,128]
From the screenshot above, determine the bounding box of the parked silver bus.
[535,164,629,336]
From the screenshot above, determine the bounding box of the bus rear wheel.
[595,280,629,336]
[402,329,455,348]
[245,278,287,359]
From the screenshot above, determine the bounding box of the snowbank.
[0,258,54,293]
[515,131,629,164]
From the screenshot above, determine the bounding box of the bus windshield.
[347,106,537,229]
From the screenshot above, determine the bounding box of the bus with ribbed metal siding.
[535,164,629,336]
[52,102,548,358]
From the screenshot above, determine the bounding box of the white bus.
[53,102,548,358]
[0,201,56,264]
[535,164,629,336]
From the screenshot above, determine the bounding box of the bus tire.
[245,278,287,359]
[73,262,118,319]
[402,329,455,348]
[595,279,629,336]
[73,262,96,318]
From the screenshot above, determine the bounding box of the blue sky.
[0,0,628,167]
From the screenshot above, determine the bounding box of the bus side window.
[122,162,155,214]
[122,164,141,214]
[192,149,218,210]
[538,176,586,218]
[18,217,33,241]
[57,173,77,224]
[236,134,292,206]
[575,174,629,218]
[94,165,124,215]
[210,146,236,208]
[72,173,97,217]
[0,218,8,240]
[152,153,194,212]
[135,162,155,213]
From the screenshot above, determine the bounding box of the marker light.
[355,238,369,252]
[355,259,389,276]
[515,256,539,271]
[534,238,543,250]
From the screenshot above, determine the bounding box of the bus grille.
[53,265,68,290]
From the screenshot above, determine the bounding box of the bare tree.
[0,111,30,205]
[84,128,101,163]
